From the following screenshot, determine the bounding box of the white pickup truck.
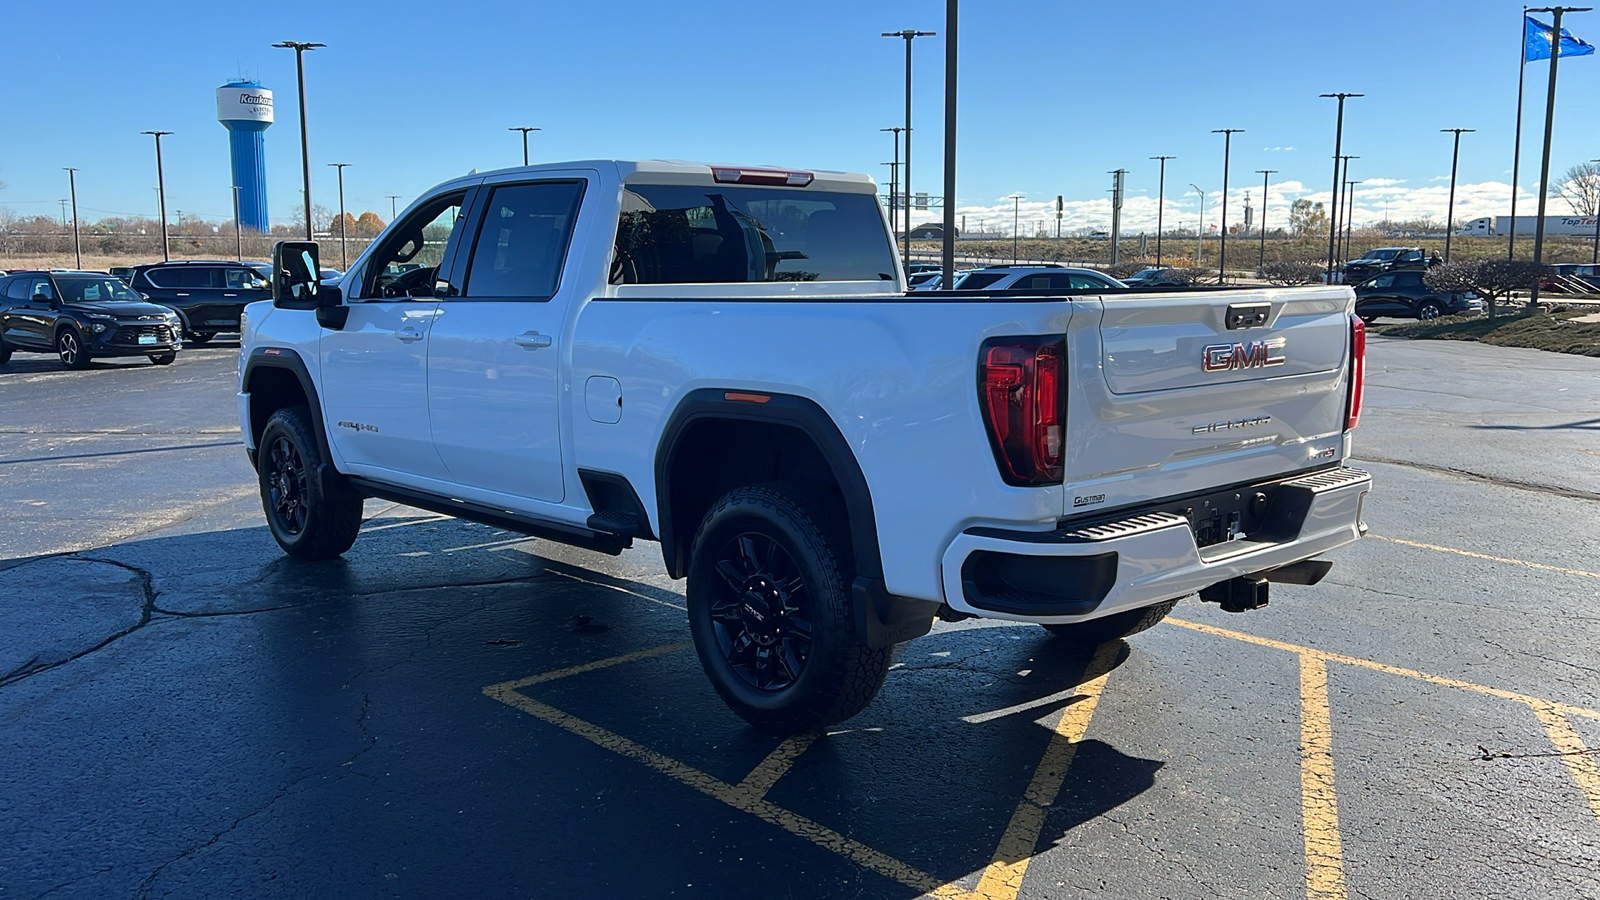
[239,159,1370,733]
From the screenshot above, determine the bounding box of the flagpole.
[1528,6,1592,311]
[1509,5,1529,258]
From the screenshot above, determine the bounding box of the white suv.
[954,266,1126,291]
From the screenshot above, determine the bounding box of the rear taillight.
[1345,314,1366,431]
[979,337,1065,485]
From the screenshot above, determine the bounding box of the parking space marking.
[484,646,965,898]
[1299,656,1347,900]
[736,734,818,798]
[1368,534,1600,581]
[972,641,1120,900]
[1168,619,1600,722]
[1529,705,1600,824]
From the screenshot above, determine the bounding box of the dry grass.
[1374,309,1600,358]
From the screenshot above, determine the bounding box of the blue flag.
[1525,15,1596,62]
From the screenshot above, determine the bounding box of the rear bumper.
[940,467,1371,624]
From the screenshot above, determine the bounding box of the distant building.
[904,223,957,240]
[1459,215,1599,237]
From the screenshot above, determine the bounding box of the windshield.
[954,272,1008,290]
[612,184,896,284]
[54,276,144,303]
[1363,249,1402,261]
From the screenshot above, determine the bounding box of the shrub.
[1261,260,1326,286]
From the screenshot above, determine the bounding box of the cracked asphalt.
[1,336,1598,899]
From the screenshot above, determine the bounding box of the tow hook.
[1199,576,1269,613]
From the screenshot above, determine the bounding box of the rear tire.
[1040,598,1180,647]
[56,329,90,369]
[687,483,890,734]
[186,331,216,345]
[1416,300,1444,321]
[0,339,11,365]
[258,405,363,560]
[148,352,176,365]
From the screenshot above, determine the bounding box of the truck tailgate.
[1062,286,1355,518]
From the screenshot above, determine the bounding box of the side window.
[4,279,28,300]
[170,267,220,289]
[1067,274,1110,289]
[462,181,585,299]
[364,191,468,299]
[30,278,56,300]
[1369,275,1395,289]
[1393,272,1423,287]
[225,267,265,289]
[1012,274,1053,290]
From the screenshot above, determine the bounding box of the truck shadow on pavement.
[1,516,1162,898]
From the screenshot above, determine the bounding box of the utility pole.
[1256,169,1277,273]
[1344,180,1363,262]
[883,29,935,267]
[1213,129,1243,283]
[1591,157,1600,263]
[941,0,959,283]
[1055,195,1063,239]
[881,128,903,241]
[141,130,173,261]
[1334,155,1359,270]
[509,126,541,166]
[273,40,324,241]
[1009,194,1023,264]
[1191,183,1206,263]
[1440,128,1475,262]
[1109,169,1127,266]
[328,162,351,269]
[1150,156,1175,267]
[1528,6,1590,309]
[233,185,243,261]
[64,168,81,269]
[1320,93,1364,281]
[387,195,400,221]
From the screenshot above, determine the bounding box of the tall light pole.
[1213,129,1243,283]
[1150,156,1175,267]
[1439,128,1476,263]
[1256,169,1277,273]
[509,126,540,166]
[1009,194,1023,264]
[1108,169,1127,266]
[327,162,351,269]
[386,195,401,221]
[1334,154,1359,270]
[141,130,172,261]
[1320,93,1363,281]
[1191,183,1206,263]
[63,168,81,270]
[1591,157,1600,264]
[273,40,324,241]
[1344,180,1363,262]
[883,29,936,266]
[1528,6,1589,309]
[941,0,959,282]
[881,127,902,238]
[233,185,243,261]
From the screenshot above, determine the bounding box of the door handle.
[223,293,238,297]
[513,331,553,349]
[395,327,424,343]
[175,292,190,297]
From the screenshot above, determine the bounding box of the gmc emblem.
[1203,337,1287,372]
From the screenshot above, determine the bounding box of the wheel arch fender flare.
[242,347,332,470]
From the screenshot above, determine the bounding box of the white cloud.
[1263,146,1297,152]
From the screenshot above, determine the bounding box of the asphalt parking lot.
[2,336,1598,899]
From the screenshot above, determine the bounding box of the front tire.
[148,352,176,366]
[1040,598,1180,647]
[1416,300,1444,321]
[56,329,90,369]
[186,331,216,345]
[0,338,11,365]
[258,405,363,560]
[687,483,890,734]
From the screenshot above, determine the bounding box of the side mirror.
[272,241,322,310]
[32,293,52,305]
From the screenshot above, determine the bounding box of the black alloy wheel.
[708,532,814,691]
[256,405,364,559]
[1417,300,1444,321]
[687,483,891,734]
[56,330,90,369]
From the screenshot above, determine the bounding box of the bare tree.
[1552,162,1600,216]
[1425,259,1547,317]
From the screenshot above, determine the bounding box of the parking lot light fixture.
[273,41,325,241]
[1440,129,1474,262]
[881,127,903,238]
[141,131,173,261]
[1009,193,1023,264]
[882,29,936,266]
[1256,169,1277,273]
[64,168,81,270]
[1190,183,1206,264]
[1150,156,1175,267]
[387,194,401,221]
[509,126,541,166]
[1213,129,1243,283]
[1320,93,1363,281]
[328,163,351,269]
[1336,155,1359,262]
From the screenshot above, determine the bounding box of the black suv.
[1353,270,1483,321]
[0,271,183,368]
[127,260,270,343]
[1341,246,1427,284]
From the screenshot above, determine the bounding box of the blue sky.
[3,0,1597,236]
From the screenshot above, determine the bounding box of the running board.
[347,477,632,556]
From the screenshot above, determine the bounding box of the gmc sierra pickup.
[239,159,1370,733]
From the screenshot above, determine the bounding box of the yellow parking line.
[1299,656,1348,900]
[1167,619,1600,722]
[485,642,691,693]
[1368,534,1600,581]
[1528,704,1600,824]
[971,641,1121,900]
[736,734,818,799]
[484,678,964,897]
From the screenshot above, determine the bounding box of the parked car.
[1121,266,1188,287]
[906,270,942,289]
[109,266,137,284]
[1341,247,1426,284]
[240,158,1368,732]
[953,266,1126,291]
[1353,269,1482,321]
[904,262,941,275]
[0,270,183,368]
[126,260,271,343]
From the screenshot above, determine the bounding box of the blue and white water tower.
[216,80,274,232]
